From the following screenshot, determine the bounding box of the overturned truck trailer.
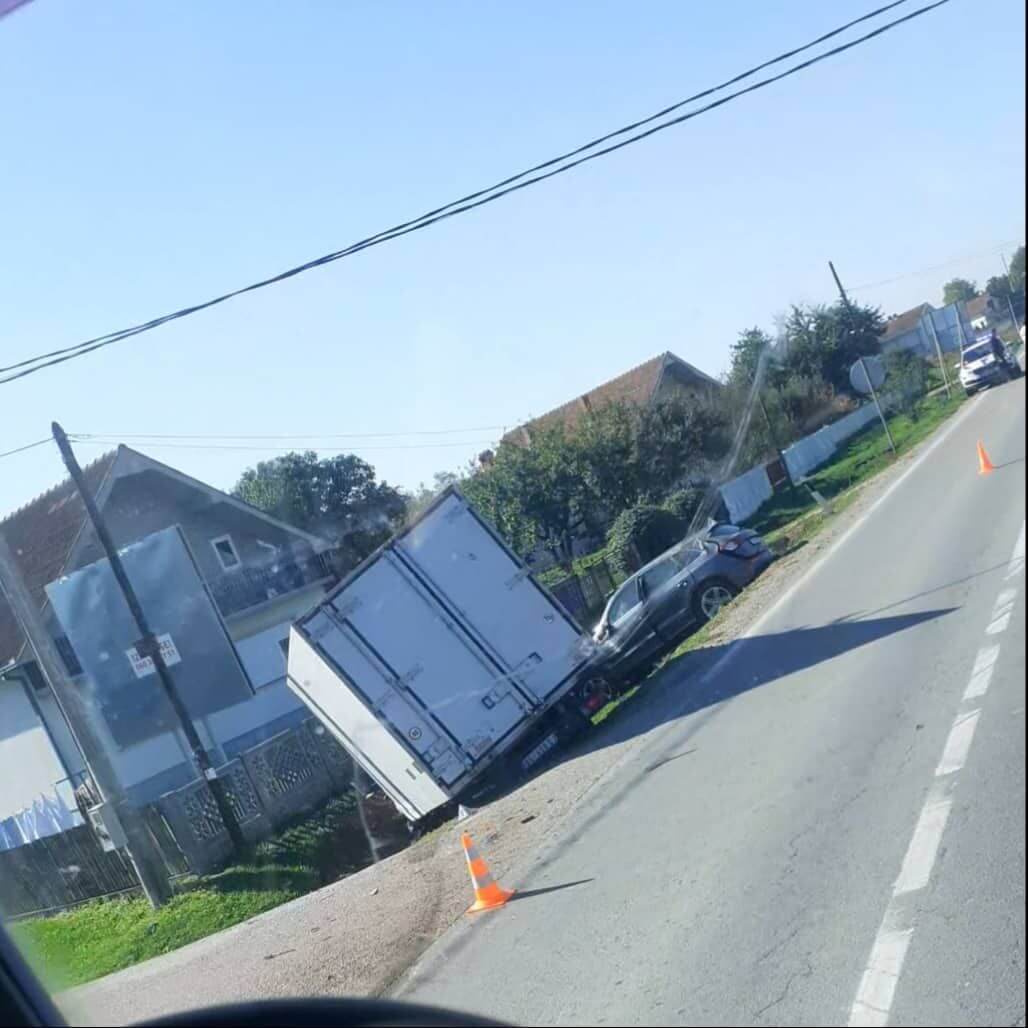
[286,489,595,822]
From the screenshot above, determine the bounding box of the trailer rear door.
[396,494,586,704]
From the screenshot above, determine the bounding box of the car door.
[643,546,704,639]
[602,577,656,672]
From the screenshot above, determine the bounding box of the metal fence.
[0,813,186,921]
[548,558,617,623]
[0,718,355,918]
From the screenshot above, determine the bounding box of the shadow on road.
[469,607,956,808]
[509,879,594,903]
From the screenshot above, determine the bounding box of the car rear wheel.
[692,578,739,623]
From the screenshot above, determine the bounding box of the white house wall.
[0,681,69,820]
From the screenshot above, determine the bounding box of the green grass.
[9,793,398,991]
[11,879,305,991]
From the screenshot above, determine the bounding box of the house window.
[211,534,241,571]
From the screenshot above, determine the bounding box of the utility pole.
[1000,253,1022,332]
[51,423,246,853]
[0,534,172,908]
[829,260,852,308]
[925,314,954,398]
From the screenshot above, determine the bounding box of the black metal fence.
[548,558,618,622]
[2,825,142,920]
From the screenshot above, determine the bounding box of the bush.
[660,486,705,524]
[884,350,929,416]
[606,504,687,577]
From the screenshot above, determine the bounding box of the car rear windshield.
[963,343,994,362]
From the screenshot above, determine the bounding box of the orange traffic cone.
[977,441,996,476]
[461,833,514,913]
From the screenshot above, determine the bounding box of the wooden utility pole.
[829,260,852,308]
[51,423,246,853]
[0,533,172,907]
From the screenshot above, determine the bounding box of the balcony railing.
[209,552,334,617]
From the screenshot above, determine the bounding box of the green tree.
[233,451,406,567]
[462,424,589,568]
[986,275,1013,301]
[634,397,731,498]
[778,301,884,392]
[1008,245,1025,294]
[942,278,978,305]
[406,470,460,519]
[727,327,774,389]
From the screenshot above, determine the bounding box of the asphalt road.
[402,379,1026,1027]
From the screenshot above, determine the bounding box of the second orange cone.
[977,441,996,476]
[462,833,514,913]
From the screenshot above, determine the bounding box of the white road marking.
[849,927,913,1027]
[892,787,953,895]
[963,644,1000,701]
[848,521,1025,1026]
[986,587,1018,635]
[934,710,981,778]
[1006,522,1025,580]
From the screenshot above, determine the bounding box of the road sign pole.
[1001,253,1022,332]
[51,423,246,854]
[861,357,897,457]
[0,534,172,908]
[925,315,954,398]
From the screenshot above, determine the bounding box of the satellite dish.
[850,355,886,395]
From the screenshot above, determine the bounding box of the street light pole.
[51,424,246,854]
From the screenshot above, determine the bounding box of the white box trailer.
[286,489,591,822]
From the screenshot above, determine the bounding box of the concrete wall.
[720,465,774,524]
[783,403,879,482]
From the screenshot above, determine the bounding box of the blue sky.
[2,0,1024,516]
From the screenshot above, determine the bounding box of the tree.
[986,275,1013,301]
[727,328,774,389]
[233,451,406,568]
[778,300,884,393]
[406,470,460,519]
[462,424,589,569]
[1008,245,1025,294]
[942,278,978,305]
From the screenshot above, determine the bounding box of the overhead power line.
[1,0,952,386]
[67,437,499,453]
[848,240,1021,292]
[0,0,915,383]
[0,437,52,460]
[71,425,507,441]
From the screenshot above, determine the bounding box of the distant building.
[879,302,972,357]
[0,446,336,821]
[502,351,719,447]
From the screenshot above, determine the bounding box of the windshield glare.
[1,3,1024,1028]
